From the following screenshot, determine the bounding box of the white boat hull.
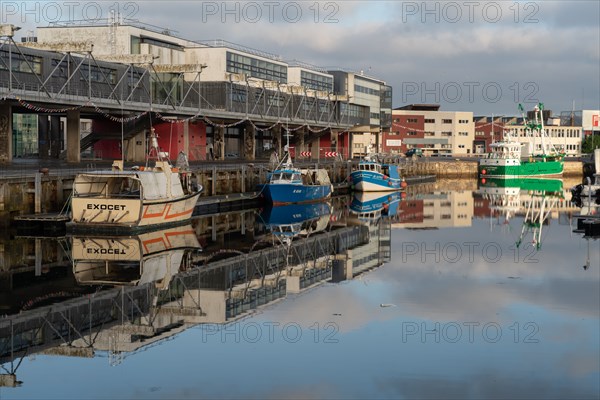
[354,180,399,192]
[70,191,201,232]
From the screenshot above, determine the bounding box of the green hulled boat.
[479,103,565,178]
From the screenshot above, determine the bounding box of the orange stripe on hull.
[165,207,194,220]
[142,204,169,219]
[141,230,196,253]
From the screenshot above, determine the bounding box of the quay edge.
[0,160,584,226]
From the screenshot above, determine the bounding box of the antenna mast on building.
[109,10,119,55]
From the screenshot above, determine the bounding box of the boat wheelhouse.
[350,155,405,192]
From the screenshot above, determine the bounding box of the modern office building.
[388,104,474,155]
[327,70,392,157]
[33,21,384,160]
[581,110,600,136]
[474,109,585,156]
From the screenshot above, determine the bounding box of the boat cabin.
[358,161,382,173]
[269,169,302,184]
[486,142,522,160]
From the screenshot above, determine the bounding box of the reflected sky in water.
[1,184,598,400]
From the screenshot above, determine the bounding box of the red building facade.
[382,115,425,154]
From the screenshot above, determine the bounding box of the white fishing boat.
[68,129,202,233]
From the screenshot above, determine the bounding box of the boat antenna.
[283,123,292,168]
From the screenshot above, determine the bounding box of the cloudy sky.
[6,1,600,115]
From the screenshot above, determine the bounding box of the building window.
[226,51,287,82]
[442,119,452,124]
[424,118,435,124]
[300,70,333,92]
[80,65,116,84]
[0,51,42,75]
[407,118,418,123]
[131,36,141,54]
[458,119,469,123]
[354,84,380,96]
[441,131,451,136]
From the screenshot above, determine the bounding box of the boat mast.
[536,103,547,156]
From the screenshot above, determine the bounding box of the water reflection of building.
[392,190,473,228]
[1,204,393,384]
[338,197,393,281]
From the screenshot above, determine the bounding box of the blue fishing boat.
[349,191,401,223]
[258,202,331,241]
[350,154,405,192]
[259,153,332,205]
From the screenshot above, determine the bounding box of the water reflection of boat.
[258,202,331,241]
[350,191,401,221]
[72,224,201,289]
[480,177,563,192]
[479,178,563,249]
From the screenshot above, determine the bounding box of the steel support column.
[243,122,255,161]
[0,103,12,163]
[66,110,80,163]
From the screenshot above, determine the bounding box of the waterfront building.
[388,104,474,156]
[327,70,391,158]
[32,21,385,161]
[581,110,600,136]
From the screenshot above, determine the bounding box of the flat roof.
[395,104,441,111]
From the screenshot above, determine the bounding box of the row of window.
[395,118,477,125]
[0,51,121,84]
[300,71,333,92]
[354,84,380,97]
[340,103,369,119]
[0,51,42,75]
[226,51,287,82]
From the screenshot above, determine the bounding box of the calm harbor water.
[0,179,598,400]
